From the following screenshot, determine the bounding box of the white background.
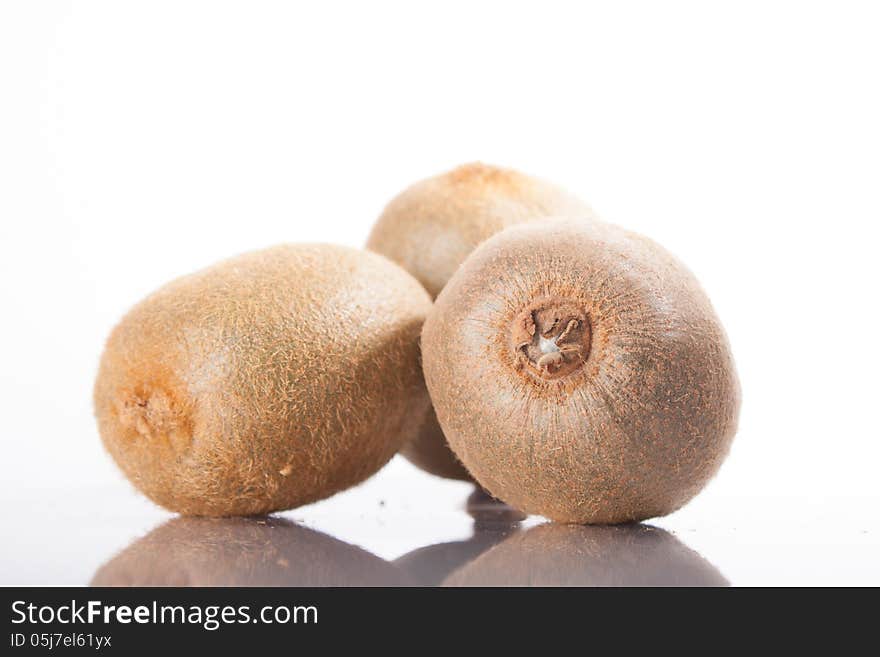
[1,1,878,585]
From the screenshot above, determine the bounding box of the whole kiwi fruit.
[94,244,432,516]
[422,220,740,524]
[443,524,729,587]
[367,162,597,480]
[91,517,411,587]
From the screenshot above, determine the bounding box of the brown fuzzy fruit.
[443,524,729,587]
[91,517,411,586]
[94,244,431,516]
[367,162,597,480]
[422,220,740,524]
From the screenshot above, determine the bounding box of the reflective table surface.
[3,458,878,586]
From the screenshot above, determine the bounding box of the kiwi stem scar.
[538,335,560,354]
[511,299,591,380]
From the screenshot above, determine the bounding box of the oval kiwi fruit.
[367,162,597,480]
[422,220,740,524]
[91,517,411,586]
[443,524,729,587]
[94,244,432,516]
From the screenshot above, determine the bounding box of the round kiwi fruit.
[422,220,740,524]
[443,523,729,587]
[91,517,411,586]
[368,162,597,480]
[94,244,432,516]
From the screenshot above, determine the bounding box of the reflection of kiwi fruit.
[394,490,524,585]
[368,163,597,480]
[444,524,729,587]
[91,517,410,586]
[393,527,514,587]
[94,244,432,516]
[422,220,740,524]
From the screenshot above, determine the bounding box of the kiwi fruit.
[422,220,740,524]
[367,162,597,480]
[91,517,411,586]
[443,523,729,587]
[94,244,432,516]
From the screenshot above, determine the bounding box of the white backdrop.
[2,2,879,580]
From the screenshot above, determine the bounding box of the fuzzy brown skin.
[444,523,729,587]
[91,517,410,587]
[368,162,597,480]
[94,244,432,516]
[422,220,740,524]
